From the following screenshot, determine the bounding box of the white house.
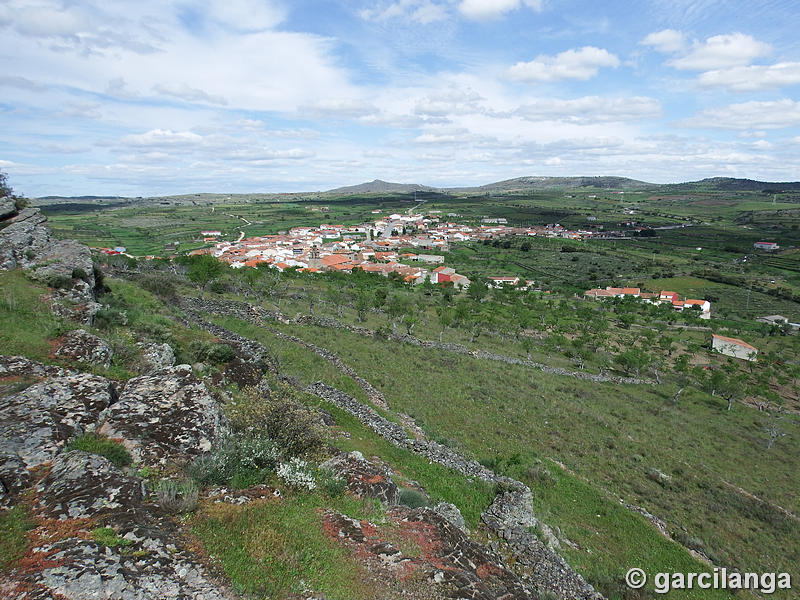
[712,334,757,361]
[753,241,779,251]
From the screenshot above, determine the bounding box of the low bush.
[226,383,326,459]
[398,487,429,509]
[153,478,199,513]
[276,457,317,490]
[68,433,132,468]
[189,432,281,487]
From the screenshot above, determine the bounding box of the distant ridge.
[447,176,653,193]
[325,179,437,194]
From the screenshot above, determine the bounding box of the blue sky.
[2,0,800,196]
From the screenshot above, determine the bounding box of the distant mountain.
[677,178,800,192]
[325,179,438,194]
[448,176,653,193]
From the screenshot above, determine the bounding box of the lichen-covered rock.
[320,451,400,505]
[0,206,51,270]
[54,329,113,368]
[97,365,225,467]
[324,505,536,599]
[35,450,144,521]
[0,354,70,378]
[31,239,96,290]
[22,452,234,599]
[138,342,175,372]
[27,532,236,600]
[0,197,15,220]
[433,502,468,534]
[0,371,117,501]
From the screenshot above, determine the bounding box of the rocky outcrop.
[54,329,114,368]
[35,450,144,521]
[0,197,16,220]
[325,505,536,599]
[137,342,175,372]
[0,371,117,502]
[0,356,236,599]
[22,451,233,600]
[321,451,400,505]
[0,206,101,323]
[0,207,51,270]
[97,365,225,467]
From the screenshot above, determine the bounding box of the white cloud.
[360,0,448,24]
[640,29,685,53]
[297,100,380,120]
[669,33,771,70]
[0,75,47,91]
[697,62,800,91]
[681,99,800,130]
[152,83,228,105]
[507,47,620,82]
[458,0,542,21]
[122,129,204,147]
[514,96,661,123]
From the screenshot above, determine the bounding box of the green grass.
[67,433,133,468]
[91,526,133,547]
[190,491,383,600]
[0,269,65,360]
[0,505,33,571]
[526,460,732,600]
[243,320,798,598]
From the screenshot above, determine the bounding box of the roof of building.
[712,334,757,351]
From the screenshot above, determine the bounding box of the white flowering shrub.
[277,457,317,490]
[190,432,281,486]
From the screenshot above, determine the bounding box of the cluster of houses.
[584,286,712,319]
[187,212,546,286]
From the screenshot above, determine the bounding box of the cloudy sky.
[2,0,800,196]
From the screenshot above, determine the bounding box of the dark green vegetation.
[67,434,133,468]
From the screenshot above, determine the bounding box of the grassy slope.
[215,316,798,598]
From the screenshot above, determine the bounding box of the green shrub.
[43,273,73,289]
[527,463,557,486]
[153,478,199,513]
[93,307,128,329]
[398,487,429,509]
[137,274,177,301]
[68,433,132,468]
[188,340,235,364]
[226,384,326,459]
[189,432,281,487]
[71,267,88,281]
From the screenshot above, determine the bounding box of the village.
[183,211,575,288]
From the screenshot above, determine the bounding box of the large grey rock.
[32,238,96,289]
[54,329,113,369]
[320,451,400,505]
[434,501,468,533]
[0,371,117,501]
[21,453,234,600]
[0,206,51,270]
[35,450,143,521]
[138,342,175,372]
[0,197,15,220]
[97,365,225,467]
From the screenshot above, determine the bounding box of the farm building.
[711,334,758,361]
[753,241,779,251]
